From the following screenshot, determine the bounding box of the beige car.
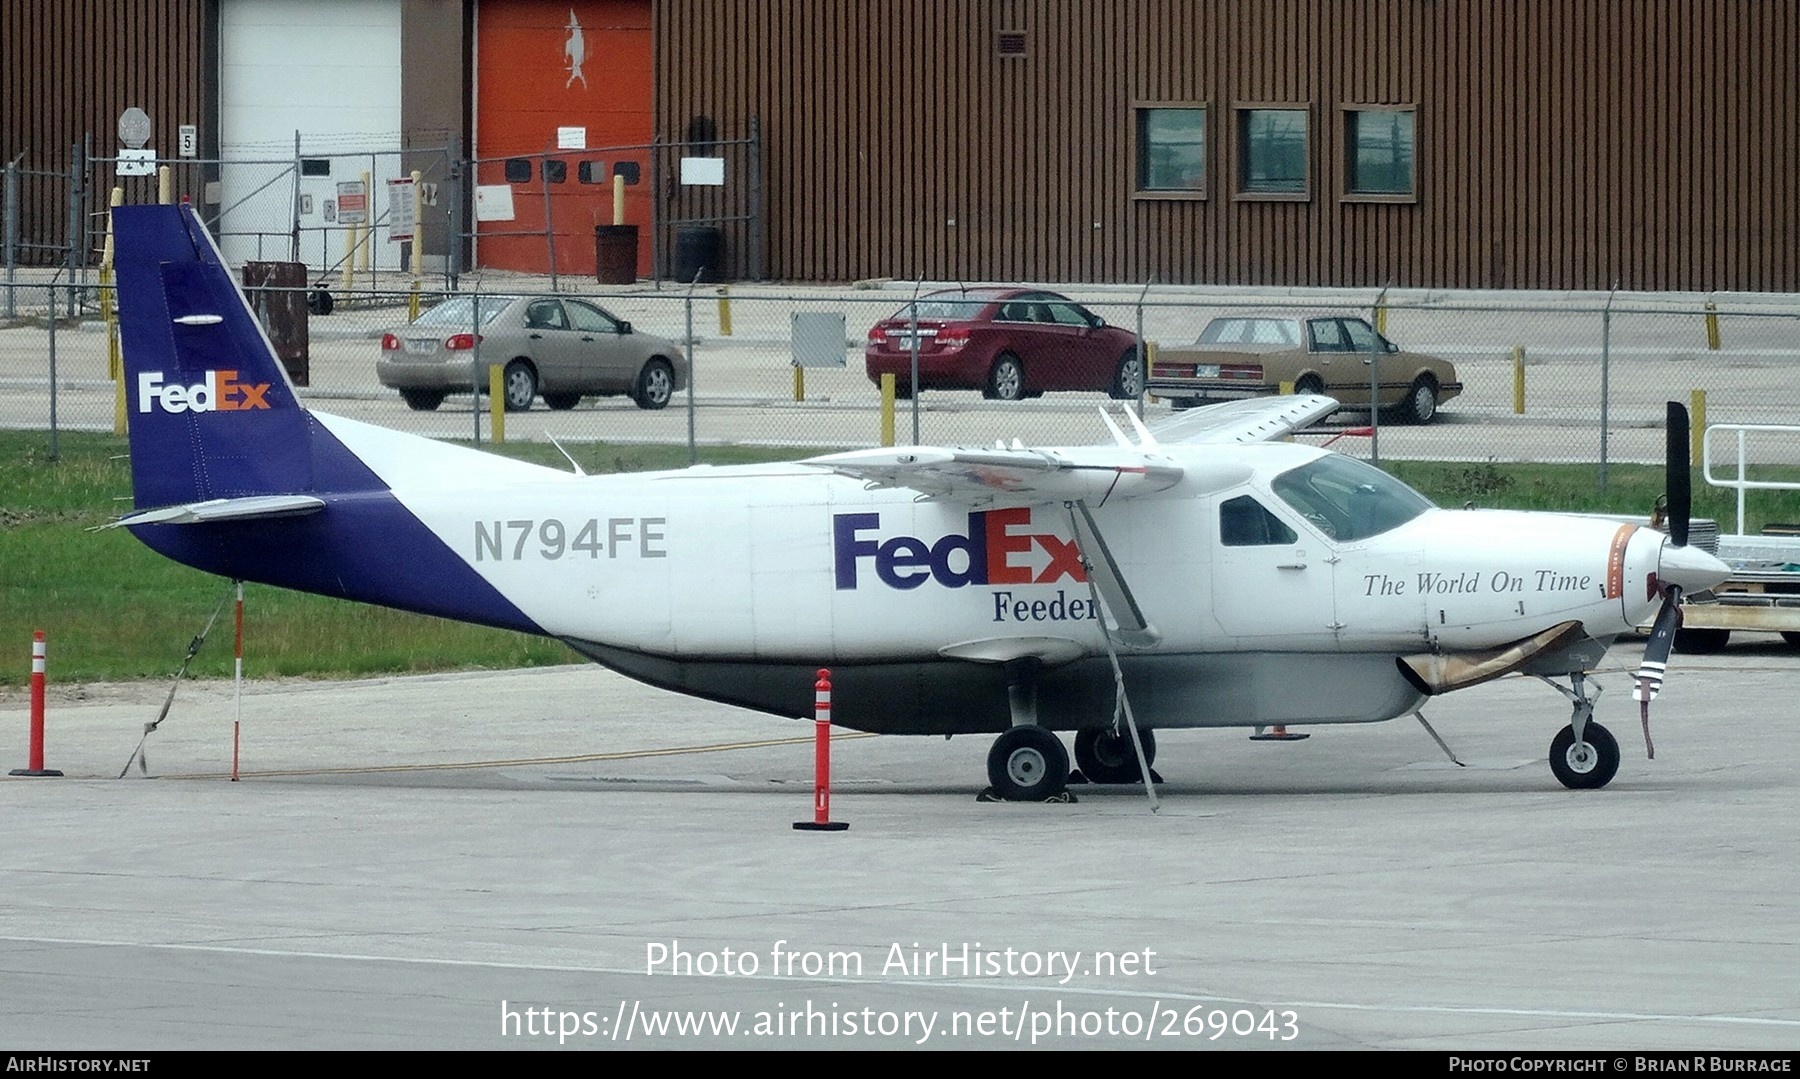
[1148,313,1462,423]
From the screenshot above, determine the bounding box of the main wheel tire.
[502,360,537,412]
[1398,375,1439,424]
[1294,374,1325,396]
[307,289,334,316]
[1110,350,1146,399]
[543,392,582,411]
[986,354,1025,402]
[632,358,675,410]
[1674,627,1730,654]
[1549,722,1620,790]
[399,389,445,411]
[985,726,1070,801]
[1073,726,1156,785]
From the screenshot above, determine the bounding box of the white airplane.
[110,204,1731,800]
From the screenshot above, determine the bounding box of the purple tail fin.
[114,204,316,509]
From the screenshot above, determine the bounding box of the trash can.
[595,224,638,284]
[673,226,724,283]
[241,261,310,385]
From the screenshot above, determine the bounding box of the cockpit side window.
[1220,495,1300,546]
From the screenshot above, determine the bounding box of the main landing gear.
[1536,671,1621,790]
[980,657,1161,802]
[982,658,1077,802]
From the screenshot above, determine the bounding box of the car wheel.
[632,358,675,410]
[399,389,445,411]
[892,381,914,400]
[1398,375,1439,424]
[502,360,537,412]
[543,392,582,411]
[307,289,333,316]
[986,353,1024,401]
[1295,374,1325,397]
[1110,349,1145,399]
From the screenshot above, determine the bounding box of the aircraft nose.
[1659,540,1732,593]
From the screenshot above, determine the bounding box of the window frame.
[1132,101,1209,201]
[1233,102,1312,202]
[1341,104,1419,204]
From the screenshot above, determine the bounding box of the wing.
[800,444,1187,504]
[1147,394,1339,444]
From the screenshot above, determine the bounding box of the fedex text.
[137,370,271,414]
[833,508,1086,591]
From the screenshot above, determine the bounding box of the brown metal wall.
[2,0,211,263]
[656,0,1800,290]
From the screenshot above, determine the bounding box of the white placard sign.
[679,157,726,186]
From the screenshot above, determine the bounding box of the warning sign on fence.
[336,181,368,226]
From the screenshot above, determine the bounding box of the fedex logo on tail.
[138,371,272,414]
[833,507,1087,590]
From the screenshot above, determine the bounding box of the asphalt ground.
[3,637,1798,1051]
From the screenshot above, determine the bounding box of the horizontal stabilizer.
[1397,620,1585,695]
[110,494,326,528]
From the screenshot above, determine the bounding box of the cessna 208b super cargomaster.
[111,204,1730,800]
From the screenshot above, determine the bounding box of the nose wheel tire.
[1549,722,1620,789]
[986,726,1070,801]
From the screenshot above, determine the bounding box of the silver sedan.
[377,294,689,411]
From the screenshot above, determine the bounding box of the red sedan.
[864,287,1146,400]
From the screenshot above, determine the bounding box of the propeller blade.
[1633,584,1683,705]
[1666,402,1691,547]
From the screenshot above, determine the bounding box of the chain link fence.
[5,274,1800,481]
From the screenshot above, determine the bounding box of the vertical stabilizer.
[114,204,314,509]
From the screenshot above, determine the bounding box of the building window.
[1135,106,1207,196]
[1237,106,1309,199]
[1345,107,1416,199]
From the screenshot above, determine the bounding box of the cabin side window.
[1219,495,1299,547]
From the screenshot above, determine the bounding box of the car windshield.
[1270,454,1434,542]
[412,295,519,329]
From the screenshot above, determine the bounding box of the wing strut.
[1066,500,1158,813]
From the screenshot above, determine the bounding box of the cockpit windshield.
[1270,454,1433,542]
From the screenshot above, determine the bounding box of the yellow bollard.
[1374,304,1387,336]
[793,365,805,402]
[717,287,732,336]
[879,373,896,447]
[488,364,506,444]
[341,224,356,294]
[1705,301,1721,351]
[1145,341,1159,402]
[1690,389,1706,467]
[157,166,172,205]
[1512,345,1526,414]
[408,281,420,322]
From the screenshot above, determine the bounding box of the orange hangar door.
[475,0,653,277]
